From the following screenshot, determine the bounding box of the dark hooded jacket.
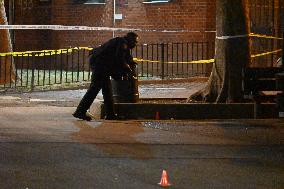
[89,37,134,77]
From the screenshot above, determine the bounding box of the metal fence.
[132,42,214,79]
[0,42,214,91]
[249,0,283,67]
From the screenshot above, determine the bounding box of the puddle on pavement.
[71,121,153,159]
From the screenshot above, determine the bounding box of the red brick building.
[0,0,283,86]
[3,0,283,51]
[5,0,216,51]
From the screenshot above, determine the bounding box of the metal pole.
[281,31,284,69]
[8,0,14,49]
[113,0,115,38]
[161,43,165,80]
[31,53,35,91]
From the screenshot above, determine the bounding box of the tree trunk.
[0,0,15,85]
[188,0,251,103]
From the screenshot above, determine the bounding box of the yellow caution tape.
[0,47,82,57]
[134,57,214,64]
[251,49,282,58]
[0,32,282,57]
[216,33,283,40]
[134,49,282,64]
[0,47,282,65]
[133,58,160,63]
[78,47,93,51]
[166,59,214,64]
[249,33,283,40]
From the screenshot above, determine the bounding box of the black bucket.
[111,77,139,103]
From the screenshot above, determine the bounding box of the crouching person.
[73,32,139,121]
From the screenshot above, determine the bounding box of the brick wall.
[11,0,216,51]
[5,0,282,72]
[12,0,52,50]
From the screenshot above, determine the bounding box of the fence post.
[281,31,284,69]
[30,52,35,92]
[161,43,165,79]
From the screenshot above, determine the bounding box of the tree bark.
[188,0,251,103]
[0,0,15,85]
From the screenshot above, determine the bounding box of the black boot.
[73,111,92,121]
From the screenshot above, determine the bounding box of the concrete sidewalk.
[0,79,206,119]
[0,78,207,105]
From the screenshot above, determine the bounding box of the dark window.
[116,0,128,7]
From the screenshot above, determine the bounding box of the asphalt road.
[0,106,283,189]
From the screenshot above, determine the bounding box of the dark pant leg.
[101,77,115,116]
[75,72,103,114]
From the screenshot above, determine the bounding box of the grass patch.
[1,69,163,92]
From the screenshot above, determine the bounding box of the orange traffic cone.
[155,111,160,120]
[158,170,171,187]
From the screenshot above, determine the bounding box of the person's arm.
[114,38,133,73]
[124,50,138,77]
[114,38,127,65]
[125,50,137,66]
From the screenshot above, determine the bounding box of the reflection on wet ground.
[141,120,284,145]
[72,121,153,159]
[0,105,283,188]
[142,120,284,130]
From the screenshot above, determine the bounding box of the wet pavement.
[0,80,284,188]
[0,106,283,189]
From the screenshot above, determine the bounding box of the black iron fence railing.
[0,39,281,91]
[248,0,283,67]
[0,42,214,91]
[132,42,214,79]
